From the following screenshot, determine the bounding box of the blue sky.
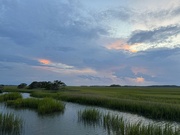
[0,0,180,86]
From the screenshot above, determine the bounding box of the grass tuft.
[38,98,65,115]
[78,109,180,135]
[78,109,101,125]
[0,113,23,135]
[6,97,65,115]
[0,92,22,102]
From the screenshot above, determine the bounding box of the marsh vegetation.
[1,86,180,134]
[78,109,180,135]
[28,86,180,122]
[0,92,65,115]
[78,109,102,125]
[0,113,22,135]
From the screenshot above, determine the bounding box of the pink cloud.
[106,40,138,53]
[38,59,51,65]
[125,77,145,84]
[131,67,156,77]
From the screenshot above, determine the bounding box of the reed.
[78,109,102,125]
[78,109,180,135]
[57,94,180,122]
[38,98,65,115]
[103,114,180,135]
[7,98,39,109]
[30,91,56,98]
[29,88,180,122]
[0,113,23,135]
[6,98,65,115]
[0,92,22,102]
[103,113,125,135]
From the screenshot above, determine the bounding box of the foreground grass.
[103,113,180,135]
[0,113,22,135]
[78,109,180,135]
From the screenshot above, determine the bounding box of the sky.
[0,0,180,86]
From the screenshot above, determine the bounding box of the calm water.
[0,93,179,135]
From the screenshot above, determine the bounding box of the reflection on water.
[0,93,180,135]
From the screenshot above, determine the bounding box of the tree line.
[18,80,66,90]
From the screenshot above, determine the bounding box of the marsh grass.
[6,98,65,115]
[105,115,180,135]
[22,88,180,122]
[30,91,57,98]
[78,109,180,135]
[0,113,23,135]
[103,113,125,135]
[6,98,39,109]
[78,109,102,126]
[0,92,22,102]
[38,98,65,115]
[57,94,180,122]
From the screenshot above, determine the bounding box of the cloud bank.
[0,0,180,86]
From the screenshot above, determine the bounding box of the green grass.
[103,113,180,135]
[78,109,180,135]
[4,86,180,122]
[30,91,58,98]
[0,92,65,115]
[6,97,65,115]
[38,98,65,115]
[0,113,23,135]
[78,109,102,125]
[0,92,22,102]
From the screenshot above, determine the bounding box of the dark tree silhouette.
[28,80,66,90]
[17,83,27,89]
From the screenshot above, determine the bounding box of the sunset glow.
[38,59,51,65]
[136,77,145,83]
[106,40,137,53]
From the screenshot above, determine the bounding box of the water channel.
[0,93,179,135]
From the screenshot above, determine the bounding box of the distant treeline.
[147,85,180,87]
[109,85,180,87]
[83,84,180,87]
[80,84,180,88]
[16,80,66,90]
[110,85,180,87]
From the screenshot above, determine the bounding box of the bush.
[17,83,27,89]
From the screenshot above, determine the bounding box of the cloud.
[35,58,96,75]
[38,59,74,69]
[0,0,105,47]
[125,77,153,86]
[106,40,137,53]
[39,59,51,65]
[0,0,180,86]
[131,67,155,77]
[135,77,145,83]
[128,25,180,44]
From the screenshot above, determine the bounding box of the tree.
[28,81,40,89]
[17,83,27,89]
[0,85,4,93]
[28,80,66,90]
[110,84,121,87]
[45,80,66,90]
